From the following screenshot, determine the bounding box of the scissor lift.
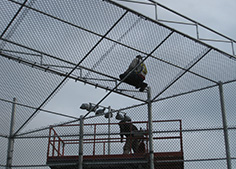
[46,120,184,169]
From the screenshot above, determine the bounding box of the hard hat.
[136,55,142,59]
[115,112,124,120]
[124,114,131,121]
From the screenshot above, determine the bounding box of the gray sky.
[157,0,236,38]
[25,0,236,141]
[1,0,236,168]
[29,0,236,127]
[42,1,236,168]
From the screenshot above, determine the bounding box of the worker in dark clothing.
[119,55,148,92]
[118,119,139,154]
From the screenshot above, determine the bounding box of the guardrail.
[47,120,183,159]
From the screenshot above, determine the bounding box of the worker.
[119,55,148,92]
[118,119,139,154]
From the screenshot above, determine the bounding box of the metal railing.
[47,120,183,159]
[112,0,236,57]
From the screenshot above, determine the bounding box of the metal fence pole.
[78,115,84,169]
[231,40,235,56]
[108,106,111,155]
[218,81,231,169]
[147,87,154,169]
[6,97,16,169]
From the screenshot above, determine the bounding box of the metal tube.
[154,3,158,21]
[78,115,84,169]
[6,98,17,169]
[231,40,235,56]
[93,125,96,156]
[218,82,231,169]
[147,87,154,169]
[196,23,200,39]
[108,106,111,155]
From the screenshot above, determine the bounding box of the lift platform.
[46,120,184,169]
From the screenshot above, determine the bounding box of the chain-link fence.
[1,0,236,169]
[1,82,236,169]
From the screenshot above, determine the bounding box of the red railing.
[47,120,183,159]
[47,127,65,158]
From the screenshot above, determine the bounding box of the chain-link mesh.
[1,0,236,168]
[0,137,8,168]
[1,92,236,169]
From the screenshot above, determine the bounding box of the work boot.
[123,149,130,154]
[139,83,147,92]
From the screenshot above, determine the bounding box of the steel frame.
[112,0,236,57]
[0,1,236,168]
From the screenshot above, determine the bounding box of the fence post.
[147,87,154,169]
[218,82,231,169]
[6,97,16,169]
[108,106,111,155]
[78,115,84,169]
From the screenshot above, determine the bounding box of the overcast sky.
[32,0,236,125]
[20,0,236,134]
[43,1,236,168]
[123,0,236,39]
[3,0,235,168]
[157,0,236,38]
